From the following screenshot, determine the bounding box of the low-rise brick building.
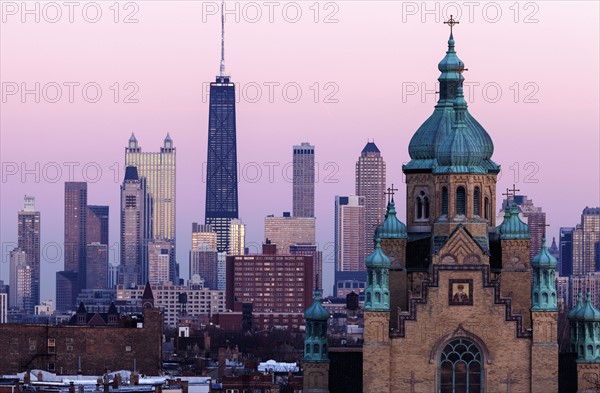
[0,284,162,376]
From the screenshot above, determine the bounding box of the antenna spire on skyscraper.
[220,0,226,76]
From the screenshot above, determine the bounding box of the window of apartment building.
[47,339,56,354]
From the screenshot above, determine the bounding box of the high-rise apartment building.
[148,240,172,285]
[87,205,109,245]
[205,5,239,253]
[264,213,316,254]
[356,142,386,256]
[125,134,177,283]
[86,243,108,290]
[225,242,313,330]
[9,248,32,311]
[334,196,366,273]
[190,245,219,290]
[17,195,40,313]
[572,207,600,275]
[119,166,149,288]
[502,194,546,261]
[192,223,217,251]
[228,219,246,256]
[334,195,366,298]
[559,227,575,276]
[290,244,323,292]
[190,223,219,290]
[293,142,315,218]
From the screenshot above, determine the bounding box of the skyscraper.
[119,166,149,288]
[293,142,315,218]
[191,223,217,251]
[559,227,575,276]
[356,142,386,256]
[190,223,219,289]
[86,243,108,290]
[17,195,40,313]
[9,248,32,311]
[87,205,109,245]
[228,219,245,255]
[64,182,87,275]
[148,240,172,285]
[572,207,600,275]
[58,181,88,310]
[205,2,239,253]
[190,245,219,290]
[125,134,177,283]
[334,195,366,297]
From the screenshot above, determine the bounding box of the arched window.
[484,197,490,220]
[313,343,319,354]
[439,338,482,393]
[473,187,481,216]
[442,187,449,215]
[375,292,381,303]
[456,187,466,215]
[416,191,429,220]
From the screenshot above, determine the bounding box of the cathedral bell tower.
[303,288,330,393]
[402,18,500,242]
[530,238,559,392]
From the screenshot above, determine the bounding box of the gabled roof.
[433,224,489,257]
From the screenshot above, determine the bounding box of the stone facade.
[0,307,162,375]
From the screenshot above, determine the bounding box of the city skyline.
[1,2,598,300]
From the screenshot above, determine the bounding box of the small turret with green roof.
[531,238,558,311]
[304,288,330,362]
[376,199,407,240]
[365,238,391,311]
[568,292,600,362]
[498,203,530,240]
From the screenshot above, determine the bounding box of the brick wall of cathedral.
[364,269,533,392]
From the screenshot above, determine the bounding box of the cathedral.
[300,19,600,393]
[357,20,600,393]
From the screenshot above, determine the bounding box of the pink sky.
[1,1,599,298]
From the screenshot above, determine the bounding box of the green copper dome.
[377,200,407,239]
[497,204,530,240]
[572,293,600,322]
[408,34,463,161]
[304,289,330,321]
[436,86,485,169]
[365,238,391,268]
[531,238,558,268]
[568,293,584,320]
[405,32,498,174]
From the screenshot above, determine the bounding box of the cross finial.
[385,184,399,204]
[444,15,459,35]
[502,184,521,208]
[542,222,551,238]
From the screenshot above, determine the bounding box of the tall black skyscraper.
[205,2,238,252]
